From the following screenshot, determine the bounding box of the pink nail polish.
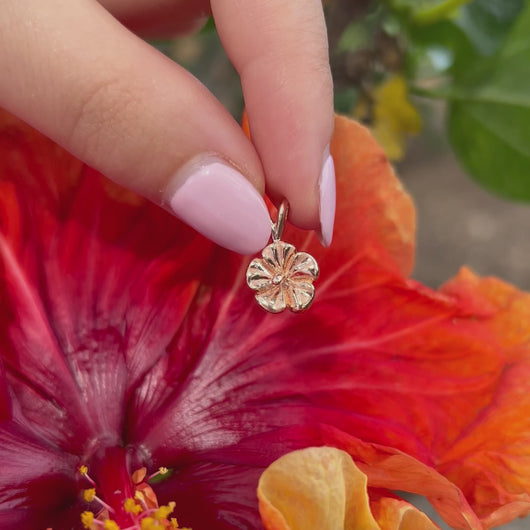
[168,157,271,255]
[319,147,336,247]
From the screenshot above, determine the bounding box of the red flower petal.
[0,113,217,454]
[0,424,79,528]
[1,109,530,530]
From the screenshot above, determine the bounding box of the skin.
[0,0,334,238]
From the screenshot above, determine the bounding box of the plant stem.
[409,84,448,99]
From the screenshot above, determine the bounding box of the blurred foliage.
[327,0,529,198]
[354,75,421,160]
[160,0,529,200]
[389,0,472,25]
[448,3,530,199]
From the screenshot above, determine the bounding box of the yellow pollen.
[170,518,178,528]
[123,497,142,515]
[155,501,175,520]
[83,488,96,502]
[79,465,88,475]
[103,521,120,530]
[140,517,157,530]
[158,467,168,475]
[80,511,94,528]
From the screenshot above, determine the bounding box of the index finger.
[211,0,336,245]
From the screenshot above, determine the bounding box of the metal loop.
[271,200,289,241]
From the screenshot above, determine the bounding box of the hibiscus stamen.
[79,465,97,487]
[155,502,176,521]
[78,464,187,530]
[139,517,156,530]
[83,488,97,502]
[82,487,115,515]
[81,511,95,528]
[146,467,169,482]
[124,498,143,516]
[134,490,149,512]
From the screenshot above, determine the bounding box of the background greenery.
[158,0,530,202]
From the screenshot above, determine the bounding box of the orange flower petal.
[314,430,482,530]
[328,115,416,277]
[437,268,530,525]
[371,497,439,530]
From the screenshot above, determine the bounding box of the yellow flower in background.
[258,447,439,530]
[354,75,421,161]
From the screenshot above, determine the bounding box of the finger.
[0,0,271,255]
[211,0,336,245]
[98,0,211,37]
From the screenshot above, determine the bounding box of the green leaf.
[337,22,370,53]
[406,0,524,77]
[447,4,530,200]
[407,19,479,77]
[449,102,530,199]
[388,0,472,25]
[334,87,360,114]
[457,0,524,56]
[199,16,217,34]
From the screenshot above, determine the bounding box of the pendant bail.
[271,199,289,242]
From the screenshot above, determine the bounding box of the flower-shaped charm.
[246,240,320,313]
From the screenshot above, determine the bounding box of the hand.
[0,0,335,254]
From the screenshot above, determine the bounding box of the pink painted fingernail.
[319,147,336,247]
[168,156,271,255]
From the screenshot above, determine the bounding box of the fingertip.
[166,155,272,255]
[318,148,336,247]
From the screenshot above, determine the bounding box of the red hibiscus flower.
[1,110,530,530]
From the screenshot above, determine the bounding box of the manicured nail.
[319,147,336,247]
[168,157,271,255]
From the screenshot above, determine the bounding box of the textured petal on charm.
[262,242,296,272]
[247,258,276,290]
[255,285,286,313]
[286,282,315,312]
[247,241,319,313]
[289,252,319,281]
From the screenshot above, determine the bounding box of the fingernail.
[319,146,336,247]
[168,156,271,255]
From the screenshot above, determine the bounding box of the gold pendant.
[246,200,319,313]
